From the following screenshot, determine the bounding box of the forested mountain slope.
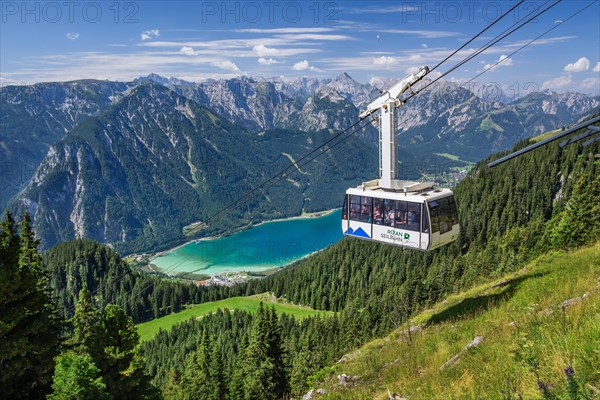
[43,239,204,322]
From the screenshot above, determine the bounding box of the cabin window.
[449,197,459,226]
[407,202,421,232]
[342,195,349,220]
[373,198,385,225]
[394,200,408,229]
[350,195,372,223]
[437,197,452,234]
[383,199,395,227]
[350,195,361,221]
[360,196,373,223]
[421,203,430,233]
[428,201,440,233]
[392,201,421,232]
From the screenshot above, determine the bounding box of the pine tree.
[19,211,42,271]
[0,210,19,266]
[164,368,185,400]
[47,350,109,400]
[266,306,288,397]
[180,330,212,400]
[96,304,158,399]
[242,303,288,400]
[228,335,248,400]
[207,341,225,400]
[163,367,184,400]
[290,335,317,397]
[71,287,101,355]
[0,211,63,399]
[550,169,600,249]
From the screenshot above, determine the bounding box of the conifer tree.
[177,329,228,400]
[242,303,288,400]
[71,286,101,355]
[0,210,19,266]
[47,350,108,400]
[0,211,63,399]
[207,341,226,400]
[164,368,185,400]
[290,335,317,397]
[266,306,288,397]
[96,304,158,399]
[550,169,600,248]
[228,335,248,400]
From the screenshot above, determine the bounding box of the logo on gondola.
[344,227,371,239]
[381,230,411,242]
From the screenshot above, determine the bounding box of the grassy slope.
[137,293,332,342]
[529,128,562,143]
[317,242,600,400]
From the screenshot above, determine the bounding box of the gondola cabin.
[341,182,459,251]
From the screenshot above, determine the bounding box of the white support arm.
[359,66,429,119]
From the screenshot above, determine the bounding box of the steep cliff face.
[0,80,133,208]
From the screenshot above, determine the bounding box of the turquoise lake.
[152,210,343,276]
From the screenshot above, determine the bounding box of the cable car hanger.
[342,66,460,251]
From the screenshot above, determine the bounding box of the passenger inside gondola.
[407,203,420,231]
[384,199,394,226]
[395,210,407,228]
[374,204,384,224]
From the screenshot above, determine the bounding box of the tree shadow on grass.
[427,272,548,326]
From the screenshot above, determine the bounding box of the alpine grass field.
[313,242,600,399]
[137,293,332,342]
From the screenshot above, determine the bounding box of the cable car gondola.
[341,66,460,251]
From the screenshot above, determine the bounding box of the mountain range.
[10,83,377,252]
[1,73,598,252]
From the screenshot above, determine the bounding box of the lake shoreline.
[146,208,340,275]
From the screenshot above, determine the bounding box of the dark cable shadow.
[427,271,548,325]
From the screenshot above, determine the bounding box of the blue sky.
[1,1,599,95]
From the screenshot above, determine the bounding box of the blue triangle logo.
[344,227,371,238]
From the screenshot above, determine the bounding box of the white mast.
[359,66,429,190]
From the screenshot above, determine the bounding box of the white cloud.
[0,51,247,83]
[379,29,459,38]
[253,44,279,57]
[373,56,396,66]
[564,57,590,73]
[235,27,335,34]
[581,77,600,91]
[484,55,513,71]
[179,46,196,56]
[541,75,573,92]
[212,60,240,72]
[66,32,79,41]
[405,66,422,74]
[368,76,384,87]
[276,33,353,41]
[258,58,280,65]
[350,5,419,14]
[592,61,600,73]
[421,43,428,48]
[141,29,160,41]
[292,60,317,71]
